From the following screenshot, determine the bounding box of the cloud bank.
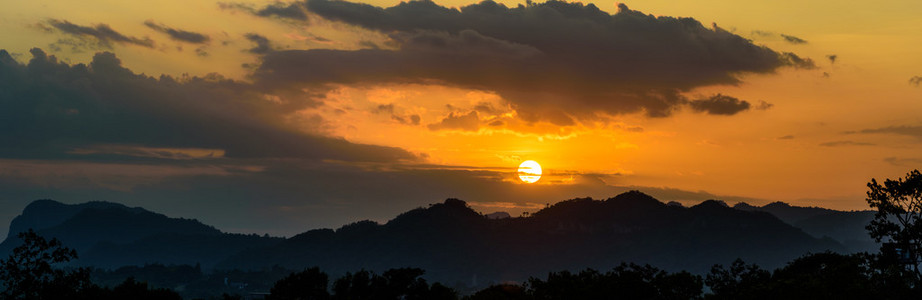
[250,0,810,123]
[0,48,414,162]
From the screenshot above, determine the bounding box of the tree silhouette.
[466,284,529,300]
[330,268,455,300]
[268,267,330,300]
[528,263,702,300]
[704,259,771,300]
[866,169,922,280]
[0,229,92,299]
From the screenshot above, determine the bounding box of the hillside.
[0,200,281,269]
[218,192,844,284]
[734,202,877,252]
[2,193,873,284]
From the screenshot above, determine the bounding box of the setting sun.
[518,160,542,183]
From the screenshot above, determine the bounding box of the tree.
[704,259,771,300]
[0,229,92,299]
[866,169,922,280]
[269,267,330,300]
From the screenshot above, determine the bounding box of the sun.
[518,160,542,183]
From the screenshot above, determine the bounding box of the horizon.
[1,0,920,237]
[1,192,875,239]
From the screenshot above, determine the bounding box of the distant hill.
[734,202,877,252]
[2,194,877,284]
[0,200,281,269]
[218,191,844,284]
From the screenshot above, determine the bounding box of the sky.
[1,0,921,237]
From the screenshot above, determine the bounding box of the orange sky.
[1,0,920,235]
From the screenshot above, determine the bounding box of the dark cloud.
[251,0,808,123]
[255,2,309,20]
[777,135,795,140]
[143,20,210,44]
[780,34,807,44]
[910,76,922,87]
[219,2,308,21]
[779,52,816,69]
[244,33,272,54]
[374,103,396,114]
[357,40,380,49]
[827,54,837,64]
[45,19,155,49]
[0,48,414,162]
[373,104,420,125]
[818,141,875,147]
[750,30,807,45]
[688,94,751,115]
[857,125,922,140]
[427,111,480,131]
[883,157,922,167]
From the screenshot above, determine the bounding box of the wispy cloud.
[45,19,155,49]
[143,20,210,44]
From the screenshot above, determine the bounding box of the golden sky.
[1,0,920,235]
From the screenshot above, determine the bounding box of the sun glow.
[518,160,542,183]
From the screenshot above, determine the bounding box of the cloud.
[856,125,922,140]
[44,19,155,49]
[244,33,273,54]
[827,54,837,64]
[688,94,752,115]
[779,52,816,69]
[910,76,922,86]
[143,20,210,44]
[427,111,480,131]
[250,0,808,123]
[750,30,807,45]
[0,48,415,162]
[373,104,420,125]
[755,100,774,110]
[777,135,794,140]
[883,157,922,167]
[219,2,309,21]
[780,34,807,44]
[818,141,875,147]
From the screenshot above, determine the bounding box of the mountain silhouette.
[2,193,869,285]
[733,201,876,252]
[218,191,844,284]
[0,200,281,269]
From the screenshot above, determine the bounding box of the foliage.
[269,267,330,300]
[465,284,529,300]
[866,169,922,279]
[705,259,771,300]
[0,229,181,299]
[328,267,456,300]
[0,229,92,299]
[528,263,702,300]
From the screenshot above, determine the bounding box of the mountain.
[0,200,281,269]
[734,202,877,252]
[218,192,843,285]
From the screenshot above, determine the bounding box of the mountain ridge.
[217,192,845,284]
[0,193,876,283]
